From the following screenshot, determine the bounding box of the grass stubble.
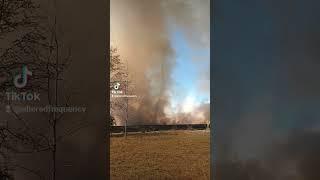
[110,130,210,180]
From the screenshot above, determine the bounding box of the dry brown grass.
[110,130,210,180]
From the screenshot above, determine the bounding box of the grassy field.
[110,130,210,180]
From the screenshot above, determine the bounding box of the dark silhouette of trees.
[0,0,84,179]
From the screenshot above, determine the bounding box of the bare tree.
[0,0,39,39]
[0,0,90,179]
[110,46,137,137]
[0,0,48,178]
[110,47,126,82]
[110,47,127,125]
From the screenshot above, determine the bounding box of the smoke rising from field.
[111,0,210,125]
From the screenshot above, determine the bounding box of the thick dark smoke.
[216,130,320,180]
[214,0,320,179]
[111,0,210,125]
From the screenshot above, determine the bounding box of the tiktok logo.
[13,65,32,88]
[114,82,121,90]
[111,82,123,95]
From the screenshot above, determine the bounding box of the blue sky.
[168,26,210,108]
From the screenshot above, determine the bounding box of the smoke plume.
[111,0,210,125]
